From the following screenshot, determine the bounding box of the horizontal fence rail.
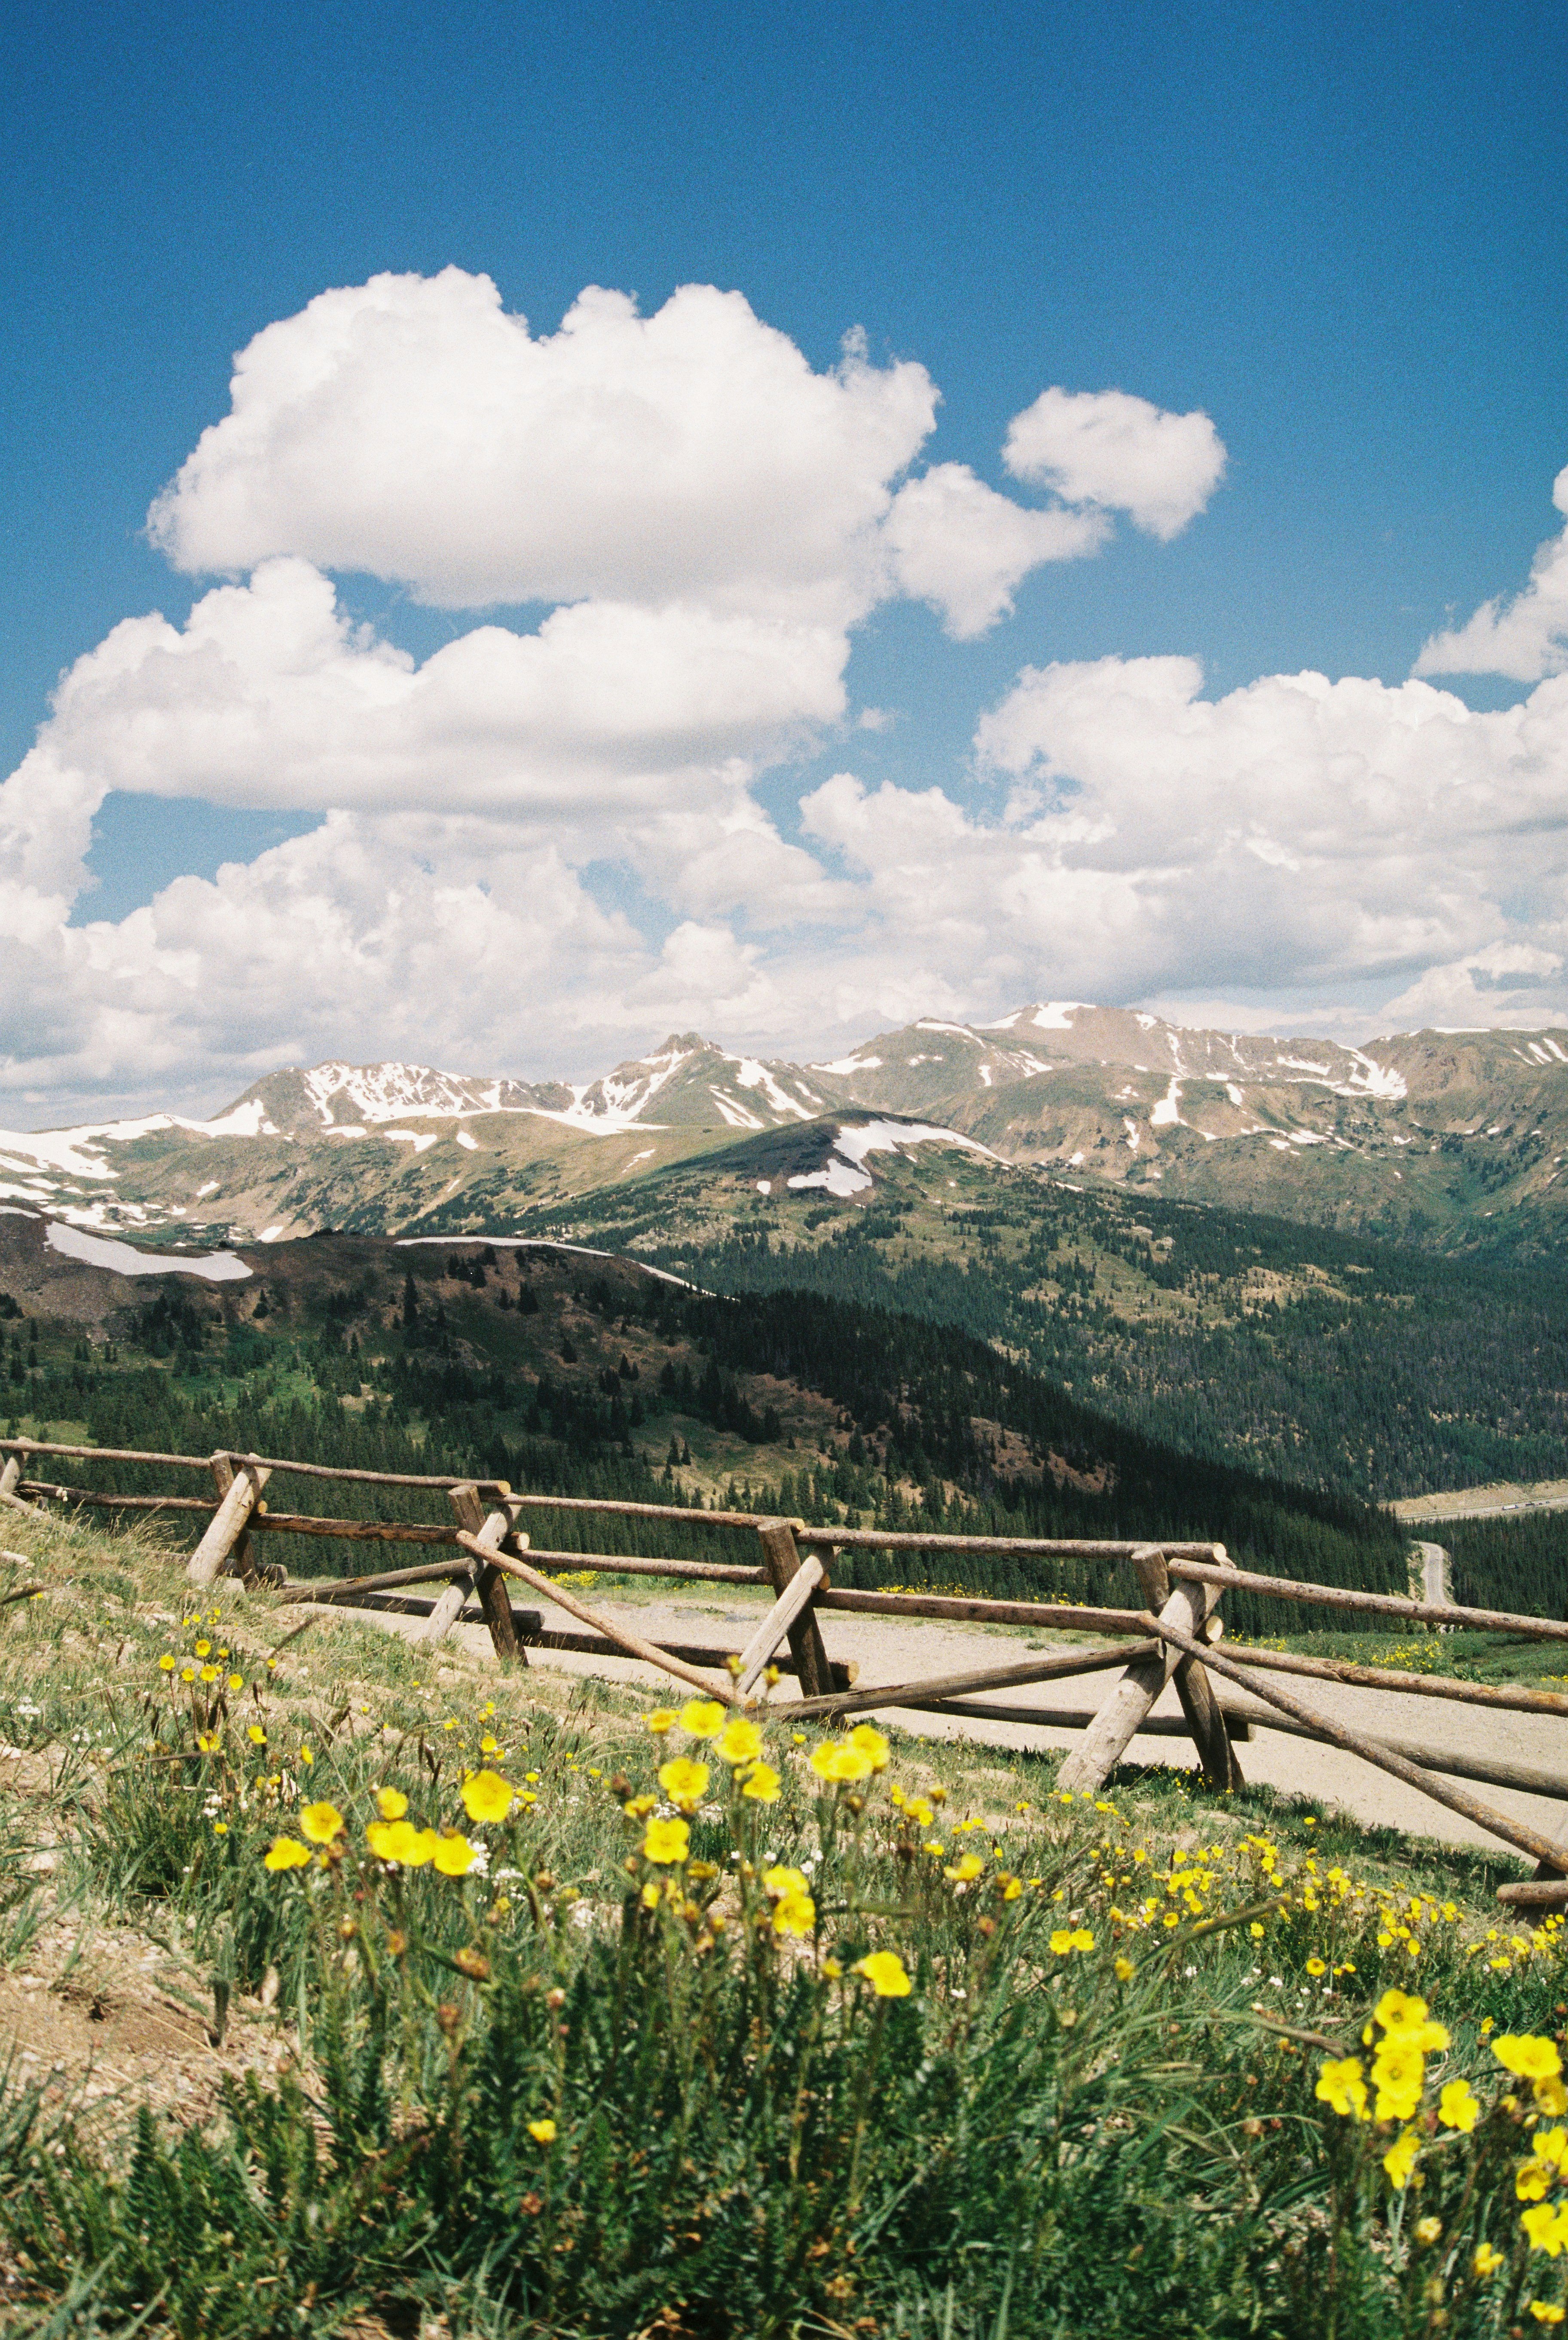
[8,1437,1568,1899]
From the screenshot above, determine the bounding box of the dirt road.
[354,1580,1568,1862]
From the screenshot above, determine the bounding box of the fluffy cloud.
[150,274,931,625]
[147,271,1214,633]
[14,557,846,829]
[882,465,1108,637]
[1415,462,1568,682]
[786,655,1568,1026]
[1004,386,1226,539]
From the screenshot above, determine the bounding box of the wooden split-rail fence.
[5,1433,1568,1902]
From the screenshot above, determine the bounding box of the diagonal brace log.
[187,1460,271,1586]
[784,1636,1162,1723]
[448,1484,526,1663]
[454,1530,742,1706]
[1055,1546,1231,1796]
[1155,1610,1568,1869]
[736,1552,826,1702]
[1132,1544,1242,1791]
[758,1522,833,1702]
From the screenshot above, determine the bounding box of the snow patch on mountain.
[45,1221,252,1281]
[787,1119,999,1197]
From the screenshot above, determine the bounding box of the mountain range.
[2,1002,1565,1256]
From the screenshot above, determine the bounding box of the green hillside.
[0,1227,1403,1636]
[517,1130,1568,1505]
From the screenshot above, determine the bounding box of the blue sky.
[2,0,1567,1116]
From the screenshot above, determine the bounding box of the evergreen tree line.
[614,1185,1568,1504]
[1447,1511,1568,1622]
[5,1266,1407,1636]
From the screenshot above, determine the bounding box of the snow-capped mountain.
[3,1004,1567,1253]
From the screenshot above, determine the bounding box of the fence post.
[0,1452,43,1520]
[1055,1546,1226,1796]
[448,1484,527,1665]
[758,1522,831,1702]
[1131,1544,1243,1791]
[187,1458,271,1587]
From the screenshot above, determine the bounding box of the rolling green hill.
[0,1213,1404,1634]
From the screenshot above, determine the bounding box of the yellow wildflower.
[299,1801,345,1844]
[1473,2242,1503,2276]
[1415,2216,1442,2245]
[1438,2078,1480,2134]
[1499,2037,1565,2083]
[375,1787,409,1821]
[1315,2058,1369,2120]
[854,1950,913,1997]
[1305,1957,1326,1977]
[527,2119,557,2144]
[645,1708,679,1734]
[1523,2205,1568,2257]
[642,1816,691,1865]
[847,1723,890,1772]
[1530,2305,1567,2326]
[158,1654,175,1672]
[432,1832,480,1877]
[461,1769,515,1825]
[195,1641,211,1657]
[263,1836,312,1871]
[714,1718,764,1767]
[762,1864,810,1899]
[1382,2130,1419,2189]
[657,1757,710,1812]
[772,1892,816,1938]
[944,1854,985,1884]
[1114,1957,1134,1982]
[227,1674,243,1693]
[679,1700,725,1739]
[740,1761,781,1803]
[809,1740,873,1785]
[248,1724,267,1746]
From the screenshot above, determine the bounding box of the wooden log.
[21,1483,218,1515]
[1,1438,512,1490]
[814,1587,1151,1636]
[1155,1611,1568,1869]
[187,1464,270,1587]
[1168,1556,1568,1645]
[1223,1642,1568,1719]
[517,1627,856,1690]
[1214,1695,1568,1804]
[1135,1544,1243,1792]
[486,1541,762,1585]
[0,1455,43,1521]
[278,1558,474,1600]
[1497,1881,1568,1908]
[758,1522,833,1702]
[457,1531,743,1706]
[450,1484,525,1665]
[807,1528,1226,1559]
[914,1697,1253,1737]
[209,1455,260,1587]
[1055,1556,1220,1796]
[736,1552,826,1701]
[784,1637,1160,1721]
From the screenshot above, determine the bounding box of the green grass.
[0,1513,1567,2336]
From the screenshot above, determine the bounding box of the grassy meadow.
[1,1507,1567,2337]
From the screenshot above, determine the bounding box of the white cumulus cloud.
[882,464,1108,637]
[1004,386,1227,539]
[1414,462,1568,682]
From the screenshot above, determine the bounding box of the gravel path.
[1416,1539,1452,1608]
[356,1583,1568,1862]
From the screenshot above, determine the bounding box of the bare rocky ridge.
[2,1002,1566,1253]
